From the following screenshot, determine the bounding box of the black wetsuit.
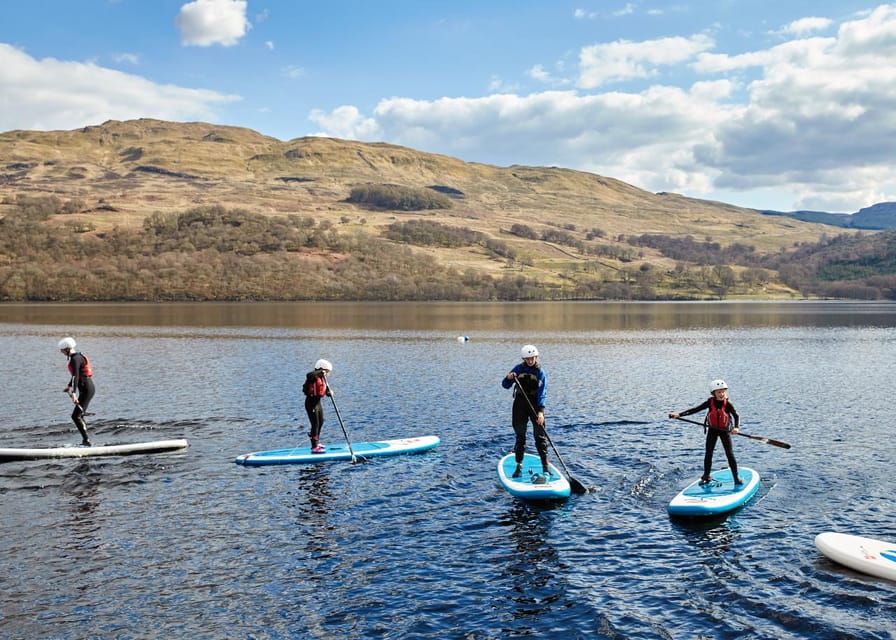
[501,362,548,468]
[68,352,95,445]
[679,397,740,480]
[303,370,329,447]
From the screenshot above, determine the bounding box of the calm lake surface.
[1,301,894,640]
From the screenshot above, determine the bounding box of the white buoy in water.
[456,335,470,342]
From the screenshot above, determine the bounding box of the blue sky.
[2,1,895,213]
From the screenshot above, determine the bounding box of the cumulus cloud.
[578,34,715,88]
[0,43,240,132]
[308,7,896,211]
[528,65,552,82]
[308,105,381,140]
[781,16,834,36]
[176,0,250,47]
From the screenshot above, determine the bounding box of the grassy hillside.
[0,118,875,301]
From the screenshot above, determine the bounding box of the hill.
[759,202,896,230]
[0,118,887,301]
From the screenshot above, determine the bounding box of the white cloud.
[781,16,834,36]
[574,8,598,20]
[113,53,140,65]
[488,75,519,92]
[307,8,896,211]
[0,43,240,132]
[696,7,896,209]
[528,65,552,82]
[176,0,250,47]
[282,65,304,79]
[578,34,715,87]
[308,105,381,140]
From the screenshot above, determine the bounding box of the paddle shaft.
[672,415,791,449]
[512,376,588,494]
[327,387,357,462]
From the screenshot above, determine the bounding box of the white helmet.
[315,359,332,371]
[58,337,76,351]
[520,344,539,359]
[710,379,728,392]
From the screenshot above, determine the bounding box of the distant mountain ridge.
[759,202,896,230]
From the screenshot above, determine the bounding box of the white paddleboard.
[0,439,189,461]
[815,531,896,582]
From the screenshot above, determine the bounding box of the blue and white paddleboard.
[497,453,571,501]
[667,467,760,517]
[234,435,440,466]
[815,532,896,582]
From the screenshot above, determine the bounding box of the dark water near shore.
[0,301,894,639]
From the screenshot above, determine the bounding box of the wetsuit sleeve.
[501,363,521,389]
[678,398,711,417]
[727,401,739,428]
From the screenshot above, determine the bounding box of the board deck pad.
[815,532,896,582]
[234,435,440,466]
[0,439,189,462]
[667,467,760,517]
[497,452,571,500]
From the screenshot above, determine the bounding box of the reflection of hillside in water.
[1,300,895,331]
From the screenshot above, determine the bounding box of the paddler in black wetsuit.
[58,336,95,446]
[669,379,741,485]
[303,358,332,453]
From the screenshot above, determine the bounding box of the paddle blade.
[569,477,589,494]
[739,432,791,449]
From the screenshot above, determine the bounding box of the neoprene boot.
[512,463,522,478]
[74,418,91,446]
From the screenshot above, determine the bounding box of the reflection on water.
[2,300,896,331]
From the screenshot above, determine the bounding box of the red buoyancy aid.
[67,352,93,378]
[706,398,730,430]
[303,372,328,398]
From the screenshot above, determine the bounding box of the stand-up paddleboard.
[497,453,571,501]
[234,435,440,466]
[668,467,760,517]
[815,532,896,582]
[0,439,189,462]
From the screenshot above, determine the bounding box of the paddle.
[65,391,92,445]
[64,391,95,418]
[327,388,359,463]
[671,415,791,449]
[512,377,588,494]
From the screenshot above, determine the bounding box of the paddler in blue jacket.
[502,344,549,478]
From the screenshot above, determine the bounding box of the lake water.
[1,301,894,639]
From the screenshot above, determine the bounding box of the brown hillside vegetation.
[0,118,868,301]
